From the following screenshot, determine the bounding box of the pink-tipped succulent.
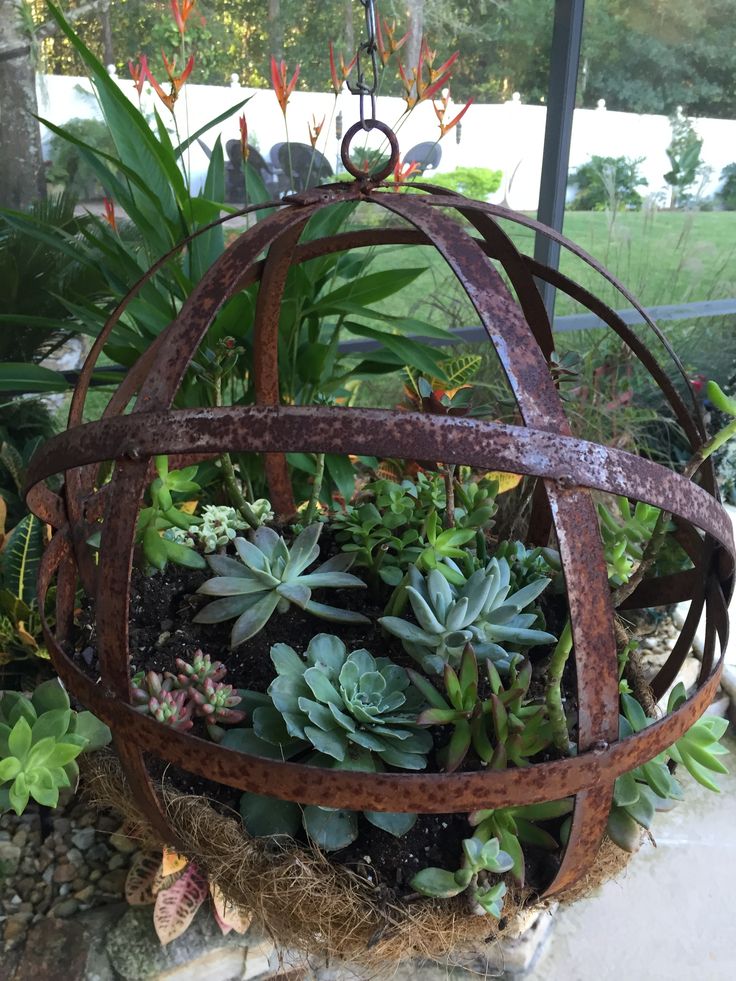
[169,651,227,689]
[132,671,194,731]
[189,679,245,725]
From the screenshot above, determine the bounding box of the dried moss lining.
[82,753,634,970]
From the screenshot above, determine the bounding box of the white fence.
[37,72,736,210]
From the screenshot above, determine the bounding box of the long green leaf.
[343,322,449,379]
[306,268,427,313]
[45,2,181,232]
[0,363,69,393]
[175,97,252,158]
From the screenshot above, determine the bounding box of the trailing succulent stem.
[545,621,573,754]
[411,835,514,918]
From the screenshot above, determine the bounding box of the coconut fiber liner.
[82,753,633,969]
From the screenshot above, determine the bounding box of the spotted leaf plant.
[227,634,433,850]
[379,558,555,674]
[194,523,369,647]
[411,835,514,918]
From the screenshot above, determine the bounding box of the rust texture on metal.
[25,181,735,901]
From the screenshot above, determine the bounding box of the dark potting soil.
[72,541,572,899]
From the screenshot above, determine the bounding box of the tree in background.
[580,0,736,118]
[568,155,647,214]
[663,111,704,208]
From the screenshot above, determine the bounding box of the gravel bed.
[0,796,138,953]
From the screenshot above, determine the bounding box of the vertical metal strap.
[534,0,586,320]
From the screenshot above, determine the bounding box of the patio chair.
[274,142,334,192]
[403,142,442,175]
[224,140,275,203]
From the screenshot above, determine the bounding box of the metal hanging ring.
[341,120,400,182]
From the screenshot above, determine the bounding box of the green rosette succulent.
[231,635,432,850]
[193,523,369,647]
[0,679,111,814]
[267,633,432,770]
[379,559,555,674]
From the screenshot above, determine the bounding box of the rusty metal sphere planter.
[25,164,735,907]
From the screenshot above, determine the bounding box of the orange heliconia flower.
[128,54,148,95]
[376,17,409,67]
[308,114,326,148]
[271,56,300,115]
[147,52,195,113]
[328,41,357,96]
[171,0,202,35]
[239,114,249,161]
[433,90,473,138]
[398,38,460,110]
[392,159,420,184]
[103,197,117,231]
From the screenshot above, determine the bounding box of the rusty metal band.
[252,220,311,517]
[37,528,726,814]
[25,409,735,558]
[367,195,617,891]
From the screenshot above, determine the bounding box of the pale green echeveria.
[266,633,432,770]
[193,523,369,647]
[233,634,431,850]
[0,680,111,815]
[379,559,555,674]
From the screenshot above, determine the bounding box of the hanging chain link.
[347,0,380,129]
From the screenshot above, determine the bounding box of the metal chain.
[347,0,379,129]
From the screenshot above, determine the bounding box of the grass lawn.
[366,208,736,326]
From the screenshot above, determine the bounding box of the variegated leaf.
[162,847,189,878]
[483,471,523,494]
[125,850,162,906]
[153,863,208,945]
[210,882,252,935]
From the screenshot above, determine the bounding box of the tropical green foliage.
[0,679,110,814]
[429,167,503,201]
[664,112,704,207]
[194,524,369,646]
[568,155,647,212]
[46,117,117,199]
[718,163,736,210]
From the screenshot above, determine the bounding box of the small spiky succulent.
[379,559,555,674]
[132,673,194,731]
[167,651,227,689]
[266,634,432,770]
[132,657,245,733]
[194,523,369,647]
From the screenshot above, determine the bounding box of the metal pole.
[534,0,586,322]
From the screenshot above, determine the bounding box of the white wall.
[37,73,736,210]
